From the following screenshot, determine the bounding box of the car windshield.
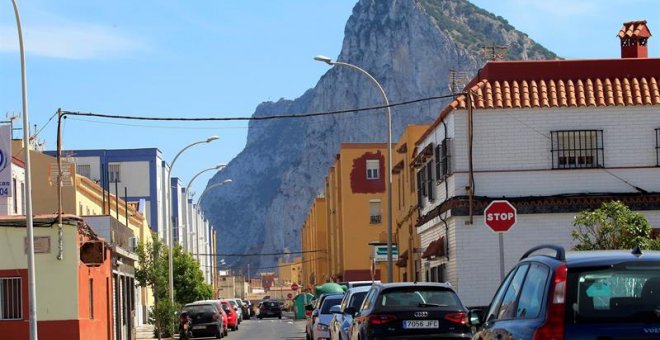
[349,292,368,310]
[568,263,660,323]
[377,287,461,310]
[320,296,343,314]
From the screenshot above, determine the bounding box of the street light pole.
[314,55,394,282]
[167,136,219,303]
[11,1,38,338]
[196,179,233,206]
[185,164,225,257]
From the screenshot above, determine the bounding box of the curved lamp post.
[167,136,218,302]
[196,179,233,206]
[11,1,38,338]
[314,55,394,282]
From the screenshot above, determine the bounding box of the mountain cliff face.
[202,0,557,272]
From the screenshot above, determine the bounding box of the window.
[0,277,22,320]
[416,171,423,208]
[366,160,379,180]
[551,130,604,169]
[516,263,549,319]
[76,164,91,179]
[655,129,660,166]
[496,264,529,320]
[108,163,121,183]
[435,139,451,179]
[369,200,381,224]
[426,162,434,201]
[89,279,94,319]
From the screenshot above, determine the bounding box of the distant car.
[181,301,224,339]
[258,299,283,319]
[227,299,243,323]
[349,282,472,340]
[243,299,255,317]
[313,294,344,340]
[471,244,660,340]
[329,286,370,340]
[198,300,229,337]
[220,299,239,331]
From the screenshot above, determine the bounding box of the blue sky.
[1,0,658,196]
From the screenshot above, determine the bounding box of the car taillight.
[368,314,397,325]
[444,312,467,325]
[213,313,219,321]
[533,263,566,340]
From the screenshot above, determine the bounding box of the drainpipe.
[56,108,64,260]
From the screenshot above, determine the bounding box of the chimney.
[617,20,652,58]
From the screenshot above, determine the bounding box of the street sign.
[287,293,293,299]
[484,200,517,233]
[291,282,299,291]
[372,244,398,262]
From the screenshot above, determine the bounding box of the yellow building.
[301,196,329,290]
[11,140,154,328]
[392,125,429,282]
[277,256,302,285]
[324,143,389,282]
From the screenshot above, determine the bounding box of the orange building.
[392,125,429,282]
[0,215,113,340]
[301,196,329,289]
[324,143,389,282]
[277,256,302,285]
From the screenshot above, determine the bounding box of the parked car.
[339,280,380,290]
[199,300,229,337]
[181,301,224,339]
[313,294,344,340]
[237,299,251,319]
[258,299,283,319]
[227,299,243,323]
[349,282,472,340]
[243,299,255,317]
[329,286,371,340]
[220,299,239,331]
[471,244,660,340]
[306,294,336,340]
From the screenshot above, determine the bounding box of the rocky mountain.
[201,0,557,273]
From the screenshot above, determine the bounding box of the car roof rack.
[520,244,566,261]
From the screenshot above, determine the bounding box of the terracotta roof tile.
[618,20,652,38]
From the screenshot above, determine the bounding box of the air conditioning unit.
[128,237,138,252]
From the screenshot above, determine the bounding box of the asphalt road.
[189,317,307,340]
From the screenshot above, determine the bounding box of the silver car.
[329,286,370,340]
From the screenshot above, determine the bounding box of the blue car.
[471,244,660,340]
[329,285,371,340]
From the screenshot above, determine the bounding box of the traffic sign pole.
[499,234,505,281]
[484,200,517,282]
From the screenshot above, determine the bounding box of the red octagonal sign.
[484,200,517,233]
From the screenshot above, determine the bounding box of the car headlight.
[317,323,329,332]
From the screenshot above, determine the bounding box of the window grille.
[0,277,22,320]
[656,129,660,166]
[366,160,380,180]
[369,201,382,224]
[108,163,121,183]
[435,139,451,179]
[76,164,91,179]
[550,130,604,169]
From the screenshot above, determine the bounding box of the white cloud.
[0,23,144,59]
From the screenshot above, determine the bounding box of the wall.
[77,237,113,340]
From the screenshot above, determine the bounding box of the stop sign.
[291,283,299,291]
[484,200,517,233]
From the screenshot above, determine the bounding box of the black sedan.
[258,299,282,319]
[181,301,224,339]
[349,282,472,339]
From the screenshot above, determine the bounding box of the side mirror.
[468,308,484,326]
[311,309,319,317]
[344,307,356,317]
[305,304,314,311]
[330,305,341,314]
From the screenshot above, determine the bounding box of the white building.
[413,21,660,306]
[0,157,25,215]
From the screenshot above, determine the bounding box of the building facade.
[301,196,329,289]
[413,23,660,306]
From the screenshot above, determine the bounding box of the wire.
[32,110,58,139]
[66,117,250,130]
[195,249,326,257]
[59,93,459,122]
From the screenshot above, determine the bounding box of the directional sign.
[373,244,398,262]
[484,200,517,233]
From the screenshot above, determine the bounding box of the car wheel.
[216,327,222,339]
[278,314,282,319]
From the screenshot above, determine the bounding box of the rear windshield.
[262,301,279,308]
[349,292,368,310]
[376,287,462,310]
[567,263,660,324]
[183,304,215,314]
[321,297,343,314]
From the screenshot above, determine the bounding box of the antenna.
[448,69,470,95]
[482,45,508,61]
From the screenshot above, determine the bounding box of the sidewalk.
[136,324,155,340]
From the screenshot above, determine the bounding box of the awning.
[422,237,445,259]
[395,249,409,267]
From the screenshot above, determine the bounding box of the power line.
[196,249,326,257]
[59,93,459,122]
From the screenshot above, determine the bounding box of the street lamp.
[314,55,394,282]
[11,1,38,338]
[167,136,219,302]
[196,179,233,206]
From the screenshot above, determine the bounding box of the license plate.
[403,320,439,329]
[193,325,205,330]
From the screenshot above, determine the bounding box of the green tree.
[135,233,175,339]
[173,244,213,304]
[571,201,659,250]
